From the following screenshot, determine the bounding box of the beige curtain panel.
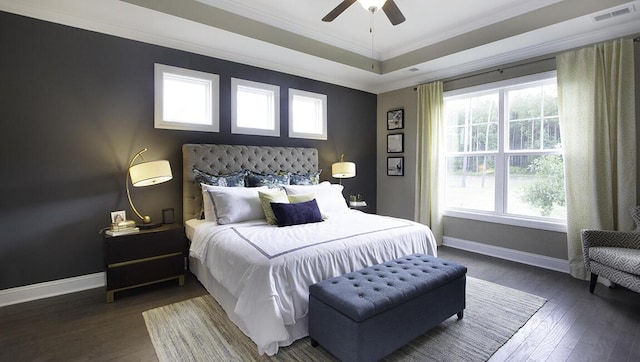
[416,81,445,244]
[556,38,637,280]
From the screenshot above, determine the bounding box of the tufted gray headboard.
[182,144,319,221]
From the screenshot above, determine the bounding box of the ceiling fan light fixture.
[358,0,386,11]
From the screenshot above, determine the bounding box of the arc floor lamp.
[126,148,172,228]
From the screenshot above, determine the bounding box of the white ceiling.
[1,0,639,93]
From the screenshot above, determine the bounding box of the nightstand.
[103,224,187,303]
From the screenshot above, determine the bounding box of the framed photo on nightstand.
[110,210,126,224]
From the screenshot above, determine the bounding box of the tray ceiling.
[1,0,639,93]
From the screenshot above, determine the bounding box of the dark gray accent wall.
[0,11,377,290]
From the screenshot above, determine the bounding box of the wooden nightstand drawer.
[104,225,185,263]
[103,224,187,303]
[107,253,184,290]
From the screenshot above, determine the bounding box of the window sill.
[444,209,567,233]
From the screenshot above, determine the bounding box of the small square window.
[231,78,280,137]
[289,89,327,140]
[154,64,219,132]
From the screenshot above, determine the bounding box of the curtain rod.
[414,36,640,90]
[412,56,554,90]
[444,56,555,84]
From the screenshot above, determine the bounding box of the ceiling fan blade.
[382,0,406,25]
[322,0,358,22]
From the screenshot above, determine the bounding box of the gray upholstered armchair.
[581,206,640,294]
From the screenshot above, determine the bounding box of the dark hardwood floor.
[0,276,207,361]
[1,247,639,361]
[446,248,640,362]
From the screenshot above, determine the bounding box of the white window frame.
[154,63,219,132]
[443,71,566,232]
[288,89,327,140]
[231,78,280,137]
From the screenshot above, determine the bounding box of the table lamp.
[332,154,356,184]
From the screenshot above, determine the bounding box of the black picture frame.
[387,109,404,130]
[387,157,404,176]
[162,208,175,224]
[387,133,404,153]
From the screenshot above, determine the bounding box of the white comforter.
[190,210,438,355]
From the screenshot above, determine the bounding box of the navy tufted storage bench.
[308,254,467,362]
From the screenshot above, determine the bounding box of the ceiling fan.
[322,0,406,25]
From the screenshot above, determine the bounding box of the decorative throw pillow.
[193,168,247,187]
[287,193,315,204]
[258,190,290,225]
[270,199,323,227]
[289,170,322,185]
[245,171,291,188]
[631,206,640,232]
[202,184,268,224]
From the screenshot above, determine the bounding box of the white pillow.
[201,183,218,222]
[281,181,330,195]
[282,182,348,214]
[202,184,268,224]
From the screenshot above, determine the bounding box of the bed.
[182,144,438,356]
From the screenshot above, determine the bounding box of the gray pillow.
[193,168,247,187]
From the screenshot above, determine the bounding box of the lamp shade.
[332,161,356,178]
[129,160,173,187]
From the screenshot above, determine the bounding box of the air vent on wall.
[593,5,635,22]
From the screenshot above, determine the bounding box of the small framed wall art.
[387,157,404,176]
[387,133,404,153]
[387,108,404,130]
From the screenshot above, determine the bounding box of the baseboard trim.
[0,238,570,307]
[0,272,105,308]
[443,236,570,274]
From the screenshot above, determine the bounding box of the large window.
[444,72,566,230]
[231,78,280,137]
[154,64,219,132]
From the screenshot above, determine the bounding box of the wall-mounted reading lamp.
[126,148,172,228]
[331,154,356,185]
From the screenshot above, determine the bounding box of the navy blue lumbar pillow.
[270,199,323,227]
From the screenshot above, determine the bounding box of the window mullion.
[539,86,545,150]
[495,89,506,214]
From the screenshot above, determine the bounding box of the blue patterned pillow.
[193,168,247,187]
[289,170,322,185]
[245,171,290,188]
[270,199,323,227]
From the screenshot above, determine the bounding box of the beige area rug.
[143,277,546,361]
